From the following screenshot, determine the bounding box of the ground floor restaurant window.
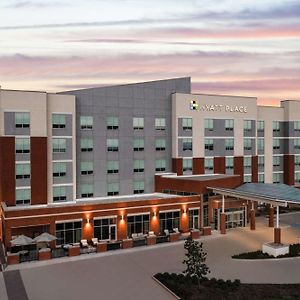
[188,209,200,230]
[55,221,82,245]
[94,218,117,241]
[127,214,149,237]
[159,211,180,232]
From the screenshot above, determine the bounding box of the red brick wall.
[0,137,15,206]
[31,137,48,205]
[234,156,244,184]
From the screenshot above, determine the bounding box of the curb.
[152,276,181,300]
[231,255,300,262]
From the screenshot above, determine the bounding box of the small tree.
[183,236,210,284]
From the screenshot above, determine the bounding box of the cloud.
[5,0,60,9]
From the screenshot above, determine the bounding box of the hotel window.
[273,173,281,184]
[273,139,280,150]
[15,138,30,154]
[16,163,30,179]
[155,139,166,151]
[244,175,252,183]
[107,139,119,152]
[244,157,252,168]
[127,214,149,237]
[55,221,82,246]
[53,162,67,177]
[156,159,166,172]
[107,116,118,130]
[258,156,265,167]
[107,160,119,174]
[294,121,300,131]
[182,138,192,151]
[244,120,252,132]
[182,118,192,131]
[52,114,66,129]
[133,139,144,151]
[204,158,214,171]
[183,159,192,172]
[225,119,234,131]
[15,112,30,128]
[133,117,144,130]
[244,138,252,151]
[273,121,280,132]
[188,209,199,230]
[155,118,166,131]
[81,184,93,198]
[273,156,281,167]
[80,116,93,130]
[133,159,144,173]
[258,174,265,183]
[257,121,264,132]
[16,188,30,205]
[225,157,234,170]
[53,186,67,202]
[295,173,300,184]
[225,139,234,151]
[204,119,214,131]
[81,138,93,152]
[295,156,300,166]
[159,211,180,232]
[294,139,300,150]
[81,161,93,175]
[107,183,119,196]
[257,139,264,151]
[93,218,116,241]
[53,138,66,153]
[204,139,213,151]
[133,181,145,194]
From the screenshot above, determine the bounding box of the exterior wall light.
[153,211,157,218]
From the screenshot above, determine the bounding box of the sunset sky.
[0,0,299,106]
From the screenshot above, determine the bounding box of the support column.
[250,201,255,230]
[220,195,226,234]
[274,206,281,244]
[268,205,274,227]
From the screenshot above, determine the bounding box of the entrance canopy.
[209,183,300,207]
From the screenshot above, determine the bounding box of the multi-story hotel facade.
[0,77,299,250]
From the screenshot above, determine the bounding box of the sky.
[0,0,299,106]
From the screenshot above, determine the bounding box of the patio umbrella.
[11,235,35,246]
[34,232,57,243]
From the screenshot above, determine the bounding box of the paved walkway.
[0,273,9,300]
[3,213,300,300]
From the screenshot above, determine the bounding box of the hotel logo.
[190,100,198,110]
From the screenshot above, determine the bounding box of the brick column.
[172,158,183,175]
[269,206,274,227]
[220,213,226,234]
[234,156,244,184]
[214,157,225,174]
[251,156,258,183]
[192,158,204,175]
[274,228,281,244]
[284,155,295,185]
[250,209,255,230]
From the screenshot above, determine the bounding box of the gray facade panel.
[61,77,191,197]
[52,114,72,137]
[4,112,30,136]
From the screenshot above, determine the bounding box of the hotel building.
[1,77,300,251]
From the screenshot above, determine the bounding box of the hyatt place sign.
[190,100,247,113]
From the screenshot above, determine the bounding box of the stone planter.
[190,229,200,239]
[202,226,211,236]
[147,235,156,246]
[169,232,180,242]
[96,242,107,253]
[68,245,80,257]
[122,239,133,249]
[38,248,51,261]
[7,252,19,265]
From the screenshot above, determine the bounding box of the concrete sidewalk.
[0,273,8,300]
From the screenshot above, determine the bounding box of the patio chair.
[91,238,98,246]
[80,239,88,248]
[148,231,155,236]
[164,229,170,236]
[173,228,180,234]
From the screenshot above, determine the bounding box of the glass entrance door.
[109,224,116,240]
